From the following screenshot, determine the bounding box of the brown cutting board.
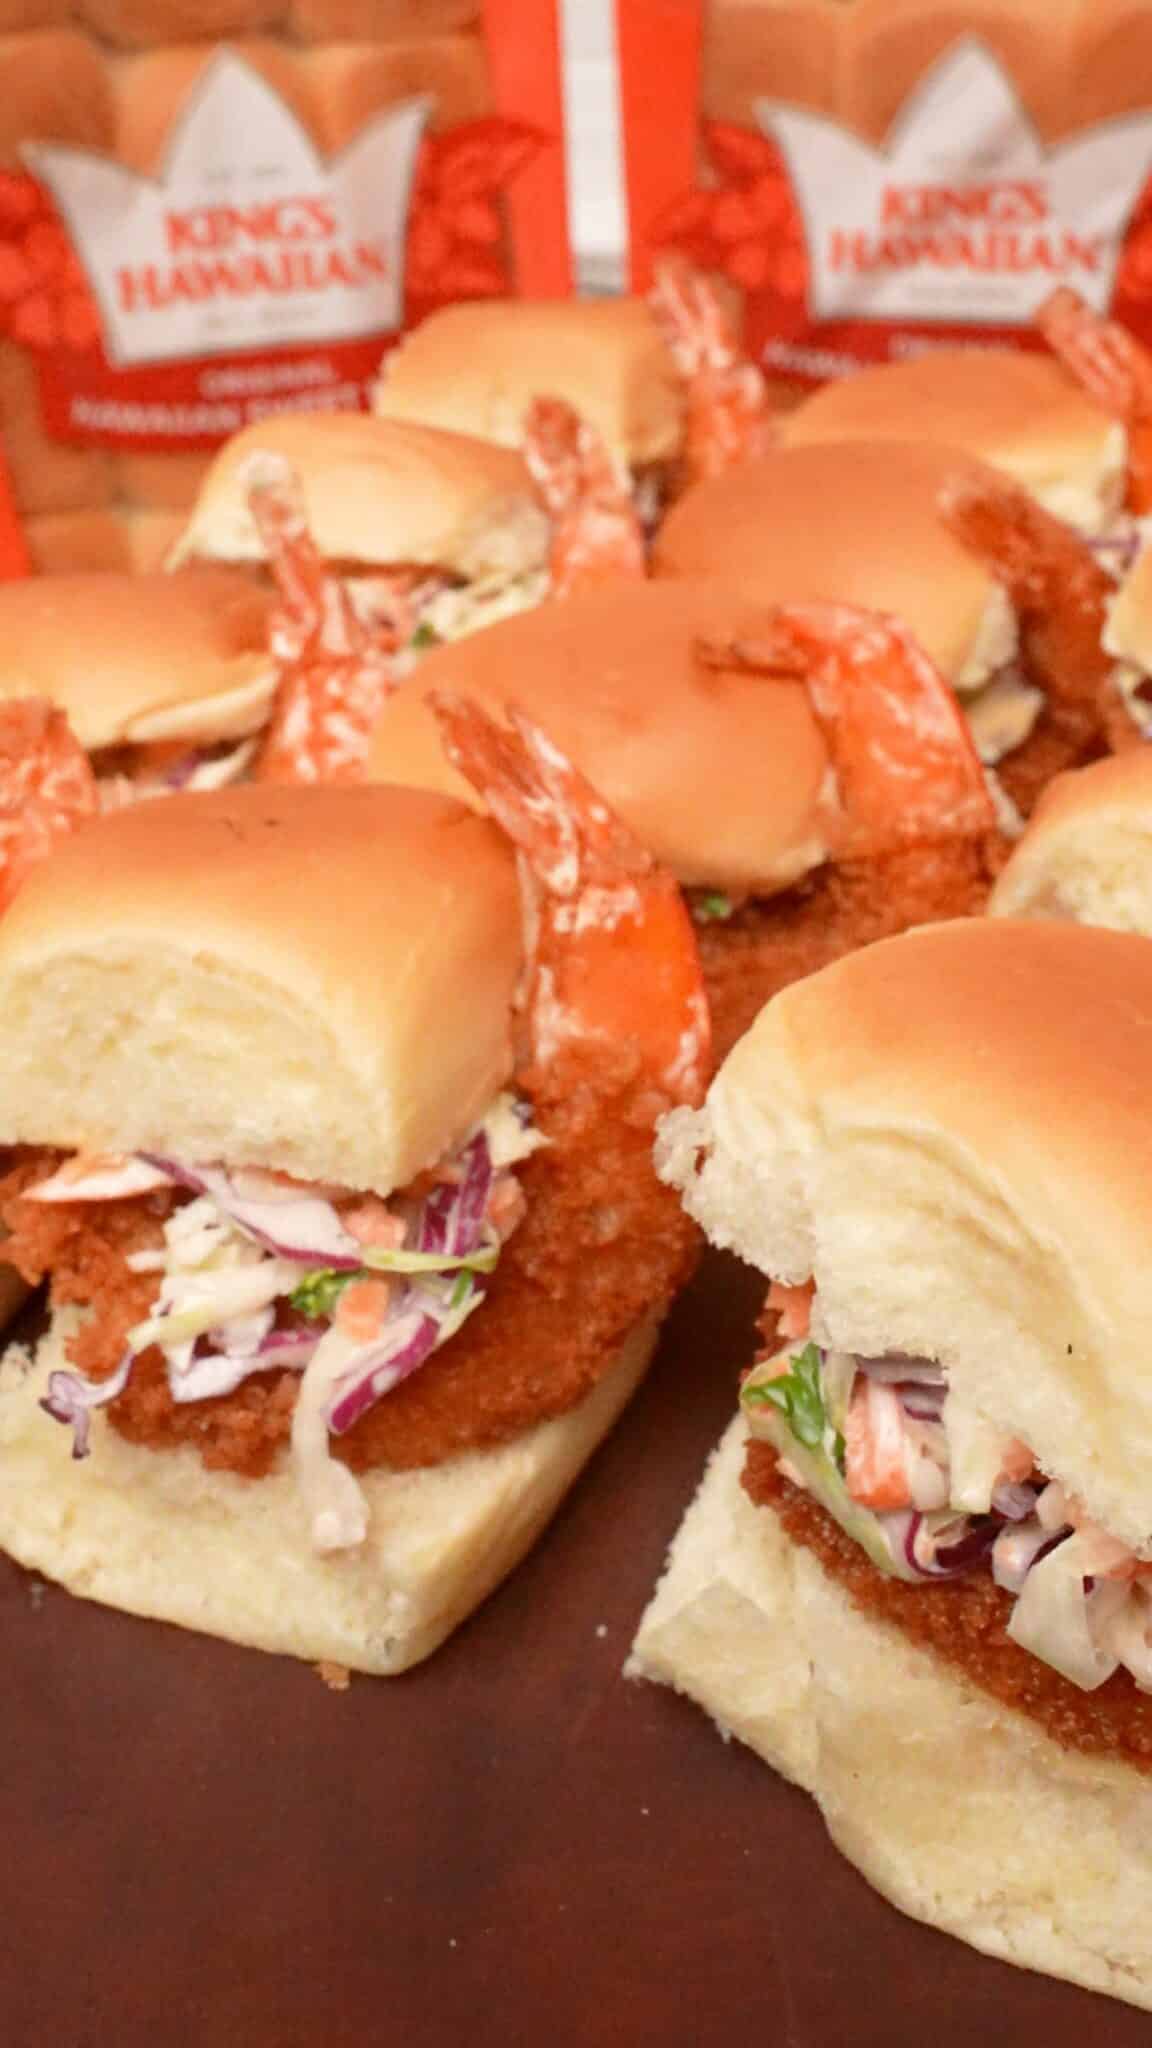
[2,1252,1146,2048]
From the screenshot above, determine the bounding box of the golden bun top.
[652,440,1005,687]
[370,579,832,893]
[661,918,1152,1553]
[374,298,684,469]
[778,348,1124,533]
[0,567,277,749]
[0,784,523,1196]
[171,413,549,583]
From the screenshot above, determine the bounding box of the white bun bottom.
[628,1418,1152,2013]
[0,1311,661,1675]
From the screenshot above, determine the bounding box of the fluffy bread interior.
[989,751,1152,931]
[629,1417,1152,2013]
[1105,541,1152,672]
[0,1309,660,1674]
[0,786,523,1195]
[657,919,1152,1554]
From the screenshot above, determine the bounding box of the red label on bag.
[630,25,1152,384]
[0,44,565,453]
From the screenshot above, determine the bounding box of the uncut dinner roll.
[778,347,1124,535]
[0,784,522,1194]
[171,413,548,587]
[374,298,684,474]
[989,750,1152,930]
[369,579,831,894]
[0,568,277,749]
[629,1418,1152,2013]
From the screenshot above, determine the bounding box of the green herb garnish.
[411,620,442,651]
[743,1341,826,1451]
[290,1268,357,1320]
[693,891,734,925]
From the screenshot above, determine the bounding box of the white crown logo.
[24,50,430,368]
[758,39,1152,326]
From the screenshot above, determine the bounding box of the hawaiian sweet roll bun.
[629,1413,1152,2012]
[0,784,678,1671]
[778,347,1124,535]
[659,917,1152,1554]
[0,1305,659,1675]
[0,785,523,1194]
[374,298,684,475]
[368,580,831,894]
[651,442,1025,743]
[1100,536,1152,742]
[170,412,549,592]
[0,568,277,749]
[634,918,1152,2008]
[989,751,1152,930]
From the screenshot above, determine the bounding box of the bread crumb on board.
[315,1661,352,1692]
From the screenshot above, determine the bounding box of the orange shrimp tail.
[523,397,646,598]
[939,471,1112,710]
[699,603,995,858]
[430,690,710,1105]
[246,453,397,784]
[1039,288,1152,513]
[649,255,774,488]
[0,698,98,914]
[1038,287,1152,425]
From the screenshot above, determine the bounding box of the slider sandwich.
[653,438,1126,817]
[368,579,1002,1057]
[634,918,1152,2012]
[0,568,277,799]
[374,297,684,520]
[0,733,708,1671]
[171,407,643,642]
[778,339,1126,539]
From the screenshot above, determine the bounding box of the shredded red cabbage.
[141,1157,363,1268]
[417,1133,493,1259]
[326,1311,441,1434]
[39,1350,134,1460]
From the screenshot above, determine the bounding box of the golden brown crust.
[697,834,1002,1059]
[1,1044,698,1477]
[744,1440,1152,1772]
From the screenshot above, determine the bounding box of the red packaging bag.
[0,0,571,576]
[618,0,1152,390]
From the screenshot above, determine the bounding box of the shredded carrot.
[845,1379,912,1512]
[335,1277,392,1342]
[767,1279,814,1342]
